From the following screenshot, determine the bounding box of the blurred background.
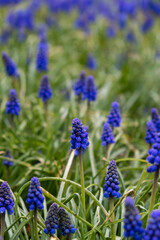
[0,0,160,118]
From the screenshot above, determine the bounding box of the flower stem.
[109,196,116,240]
[79,149,86,212]
[34,208,39,240]
[1,213,5,240]
[148,167,159,221]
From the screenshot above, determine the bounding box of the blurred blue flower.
[2,52,19,78]
[107,101,121,128]
[144,210,160,240]
[38,75,53,103]
[126,31,136,43]
[3,150,13,167]
[124,197,144,239]
[86,54,97,70]
[73,71,86,96]
[147,133,160,172]
[101,123,115,147]
[141,15,154,33]
[36,39,49,72]
[151,108,160,132]
[83,75,97,101]
[6,89,21,116]
[107,25,116,38]
[145,121,157,144]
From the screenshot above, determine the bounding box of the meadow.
[0,0,160,239]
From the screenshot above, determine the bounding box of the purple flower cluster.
[147,133,160,172]
[101,123,115,147]
[38,75,53,102]
[2,52,19,78]
[124,197,144,239]
[103,160,121,198]
[44,203,59,235]
[107,101,121,128]
[70,118,89,153]
[3,150,13,167]
[59,207,76,236]
[0,182,14,215]
[151,108,160,132]
[6,89,21,116]
[36,39,48,72]
[83,76,97,102]
[145,121,157,144]
[144,210,160,240]
[73,71,86,96]
[26,177,44,211]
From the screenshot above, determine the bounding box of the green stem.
[30,211,34,240]
[34,208,39,240]
[109,197,115,240]
[79,149,86,212]
[1,213,5,240]
[148,168,159,221]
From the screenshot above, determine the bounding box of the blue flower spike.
[144,210,160,240]
[146,133,160,173]
[36,39,48,72]
[2,52,19,78]
[151,108,160,132]
[0,182,14,215]
[73,71,86,98]
[107,101,121,128]
[58,207,76,236]
[70,118,89,155]
[101,123,115,147]
[124,197,144,239]
[6,89,21,116]
[44,203,59,235]
[83,75,97,102]
[103,160,121,198]
[145,121,157,145]
[26,177,44,211]
[38,75,53,103]
[3,150,13,167]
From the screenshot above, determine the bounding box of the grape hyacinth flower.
[144,210,160,240]
[3,150,13,167]
[73,71,86,101]
[44,203,59,235]
[151,108,160,132]
[59,207,76,236]
[6,89,21,116]
[86,54,97,70]
[103,160,121,199]
[145,121,157,145]
[146,133,160,173]
[83,75,97,106]
[36,39,48,72]
[70,118,89,210]
[124,197,144,239]
[107,101,121,128]
[0,182,14,215]
[2,52,19,78]
[38,75,53,103]
[101,123,115,147]
[26,177,44,211]
[70,118,89,154]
